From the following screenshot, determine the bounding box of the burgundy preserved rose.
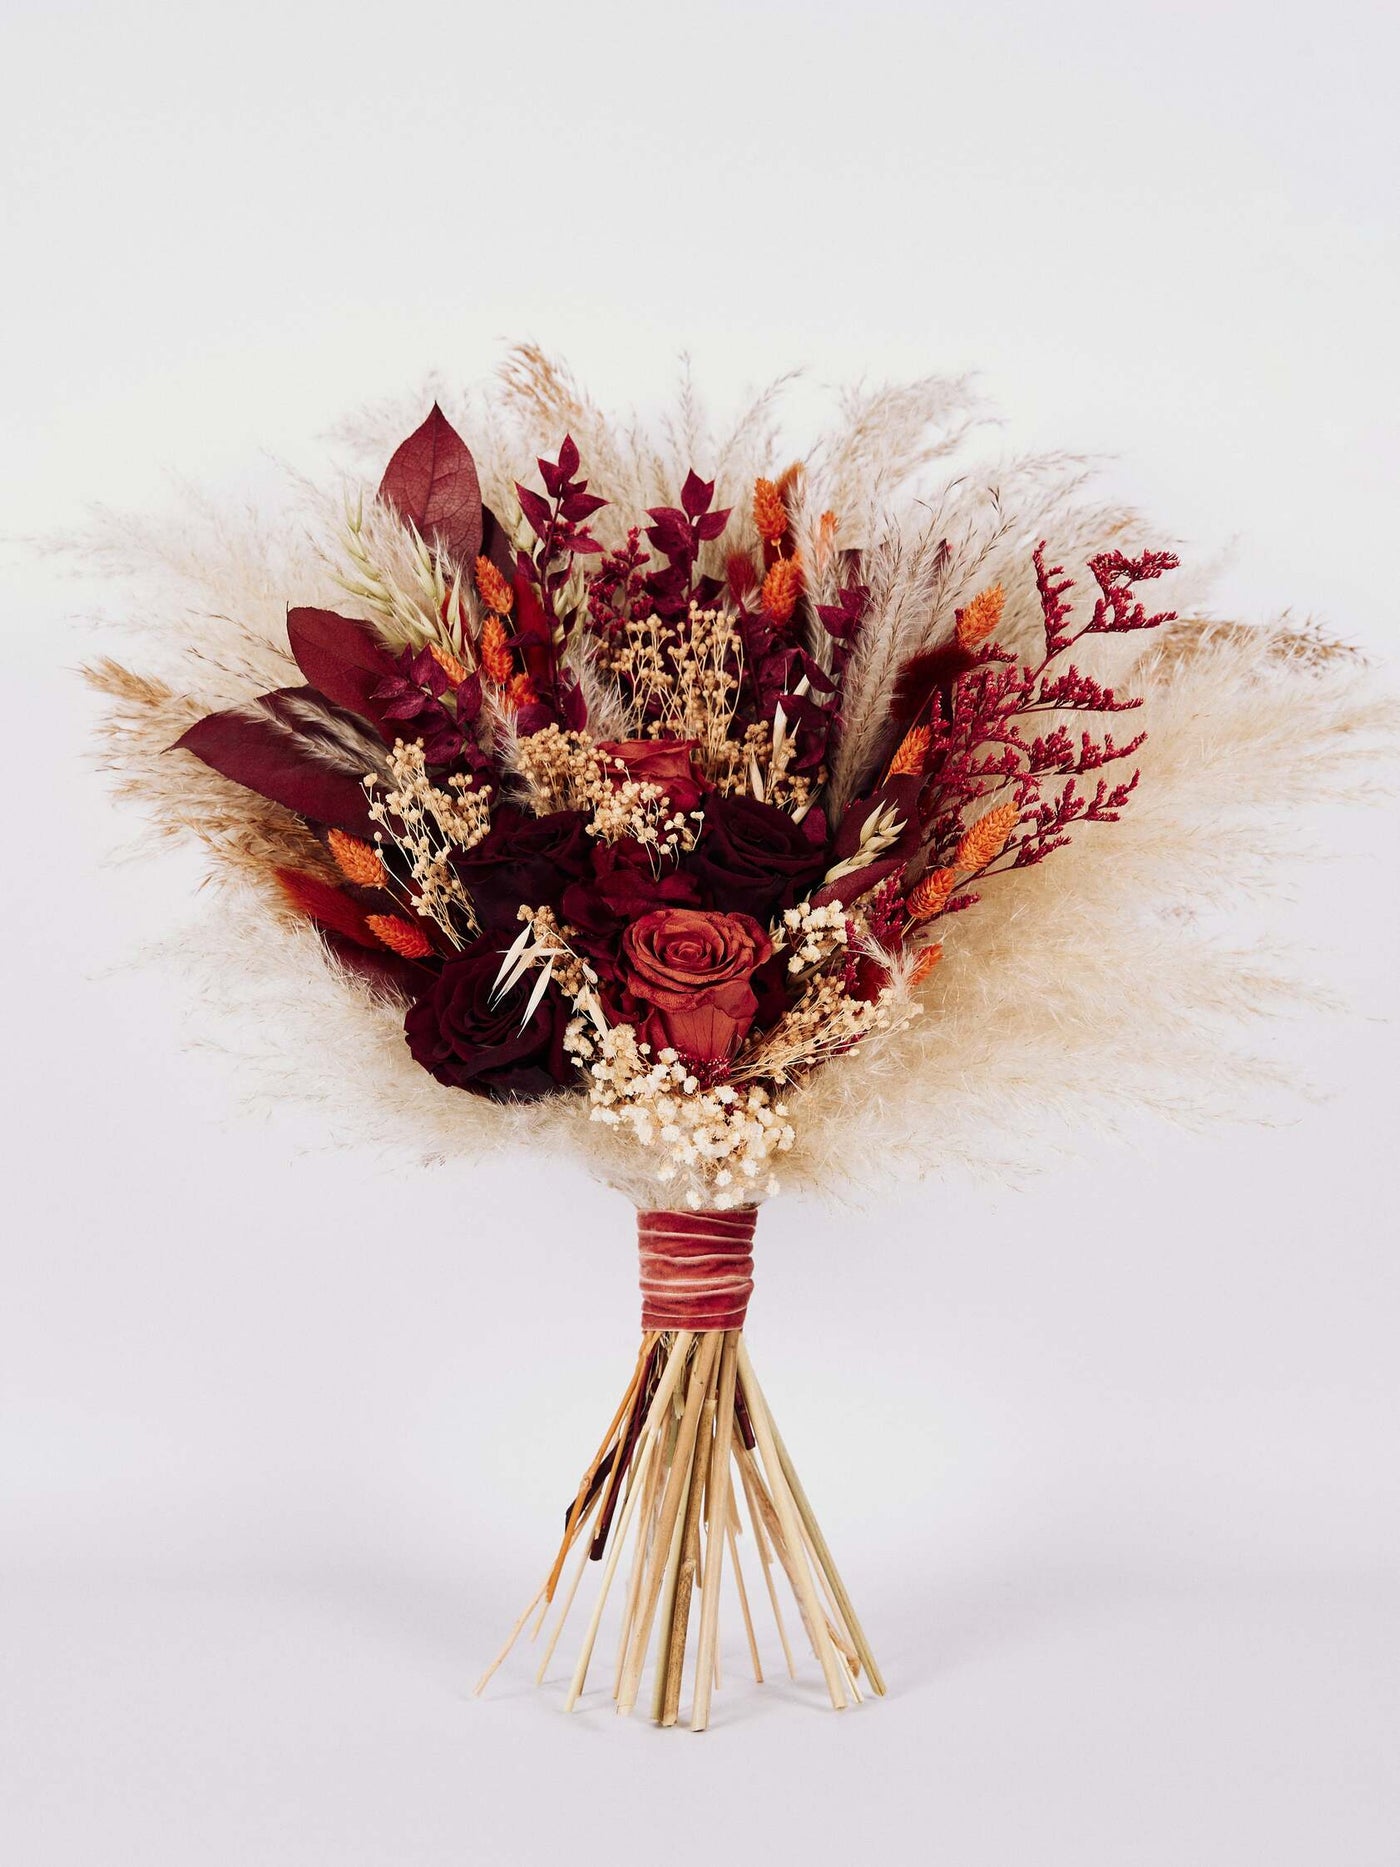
[452,807,592,930]
[686,793,828,922]
[562,840,701,977]
[620,908,773,1062]
[404,939,570,1101]
[594,737,708,813]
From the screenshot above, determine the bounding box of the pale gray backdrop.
[3,0,1398,1861]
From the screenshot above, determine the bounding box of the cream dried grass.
[81,352,1398,1209]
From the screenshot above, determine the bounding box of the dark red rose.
[620,908,773,1061]
[594,737,709,813]
[686,794,828,923]
[562,840,701,978]
[452,807,592,931]
[404,938,570,1101]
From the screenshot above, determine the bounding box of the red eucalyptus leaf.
[810,854,906,911]
[680,470,715,519]
[561,490,607,522]
[286,607,399,738]
[515,484,554,539]
[694,509,731,541]
[173,693,377,835]
[379,404,482,566]
[557,434,580,479]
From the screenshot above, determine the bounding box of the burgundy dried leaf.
[680,470,715,519]
[286,608,399,738]
[173,693,377,835]
[379,405,483,565]
[516,483,554,539]
[561,490,607,522]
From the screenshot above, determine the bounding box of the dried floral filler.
[89,359,1392,1728]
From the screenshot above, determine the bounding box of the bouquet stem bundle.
[476,1214,881,1726]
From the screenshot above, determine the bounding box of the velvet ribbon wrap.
[636,1208,757,1332]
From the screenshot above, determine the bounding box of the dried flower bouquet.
[88,351,1393,1727]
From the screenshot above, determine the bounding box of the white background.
[3,2,1399,1862]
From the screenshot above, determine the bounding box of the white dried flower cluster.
[731,973,916,1085]
[365,740,489,940]
[513,725,701,857]
[580,1024,794,1207]
[605,604,742,773]
[773,900,849,975]
[587,772,700,859]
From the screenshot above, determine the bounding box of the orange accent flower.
[909,944,943,987]
[366,913,434,959]
[427,641,469,685]
[906,866,955,922]
[760,555,804,624]
[887,724,931,777]
[753,477,788,546]
[953,801,1019,871]
[480,614,514,685]
[955,583,1005,651]
[818,509,839,547]
[327,828,387,889]
[474,555,514,615]
[507,672,538,709]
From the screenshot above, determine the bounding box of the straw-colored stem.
[660,1338,721,1725]
[691,1330,739,1730]
[737,1340,848,1710]
[619,1332,718,1715]
[734,1437,796,1680]
[725,1515,763,1685]
[769,1413,886,1696]
[613,1405,674,1696]
[564,1330,692,1712]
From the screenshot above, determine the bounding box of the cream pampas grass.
[84,348,1396,1206]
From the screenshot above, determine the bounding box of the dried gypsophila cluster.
[731,971,916,1086]
[365,740,490,940]
[574,1022,795,1208]
[601,604,742,766]
[772,900,850,975]
[513,724,702,857]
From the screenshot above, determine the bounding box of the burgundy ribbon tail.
[636,1208,757,1332]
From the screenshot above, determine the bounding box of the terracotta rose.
[620,908,773,1062]
[594,737,708,813]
